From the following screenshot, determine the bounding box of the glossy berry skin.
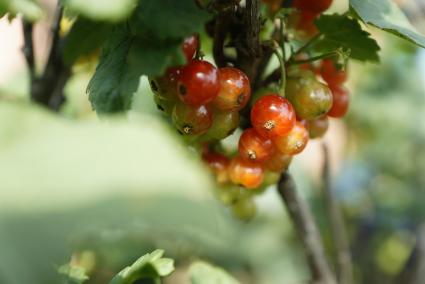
[264,152,293,173]
[202,152,230,184]
[153,95,175,116]
[202,110,239,141]
[328,85,350,118]
[303,116,329,139]
[286,70,333,120]
[238,128,274,163]
[172,102,212,135]
[149,67,181,100]
[320,59,347,87]
[293,0,333,14]
[251,94,296,139]
[212,67,251,111]
[177,60,220,106]
[182,34,199,62]
[228,156,264,189]
[272,121,309,155]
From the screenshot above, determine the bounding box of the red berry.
[228,156,264,189]
[320,59,347,87]
[202,110,239,141]
[303,116,329,138]
[286,70,333,120]
[153,95,175,115]
[328,85,350,118]
[287,10,318,40]
[272,121,309,155]
[202,152,230,184]
[293,0,333,14]
[251,94,296,139]
[182,34,199,62]
[177,60,220,106]
[238,128,275,163]
[172,102,212,135]
[149,67,181,100]
[264,152,293,173]
[212,67,251,111]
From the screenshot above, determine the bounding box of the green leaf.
[63,0,137,22]
[315,14,380,62]
[128,38,186,77]
[350,0,425,48]
[189,261,240,284]
[87,27,139,113]
[0,0,43,21]
[58,264,89,284]
[109,250,174,284]
[63,18,111,65]
[132,0,210,40]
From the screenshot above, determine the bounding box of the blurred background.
[0,0,424,283]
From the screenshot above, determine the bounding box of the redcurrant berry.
[202,151,230,184]
[182,34,199,62]
[202,110,239,141]
[320,59,347,87]
[293,0,333,14]
[149,67,181,100]
[172,102,212,135]
[328,85,350,118]
[304,116,329,139]
[153,95,175,115]
[228,156,264,189]
[272,121,309,155]
[287,10,318,40]
[177,60,220,106]
[212,67,251,111]
[286,70,333,120]
[264,152,293,173]
[251,94,296,138]
[238,128,275,163]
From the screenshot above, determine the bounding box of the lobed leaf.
[315,14,381,62]
[350,0,425,48]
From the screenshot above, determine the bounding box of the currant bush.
[146,2,355,221]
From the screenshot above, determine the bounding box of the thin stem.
[272,47,286,96]
[277,172,337,284]
[292,34,323,58]
[288,51,338,66]
[322,143,353,284]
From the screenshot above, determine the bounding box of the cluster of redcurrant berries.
[149,35,250,144]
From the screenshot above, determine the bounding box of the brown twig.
[277,172,337,284]
[22,2,70,111]
[235,0,262,82]
[322,143,353,284]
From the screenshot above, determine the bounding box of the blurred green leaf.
[63,0,137,22]
[109,250,174,284]
[350,0,425,48]
[0,102,213,209]
[315,14,380,62]
[190,261,240,284]
[63,17,111,65]
[58,264,89,284]
[132,0,210,40]
[0,0,43,21]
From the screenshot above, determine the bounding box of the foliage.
[109,250,174,284]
